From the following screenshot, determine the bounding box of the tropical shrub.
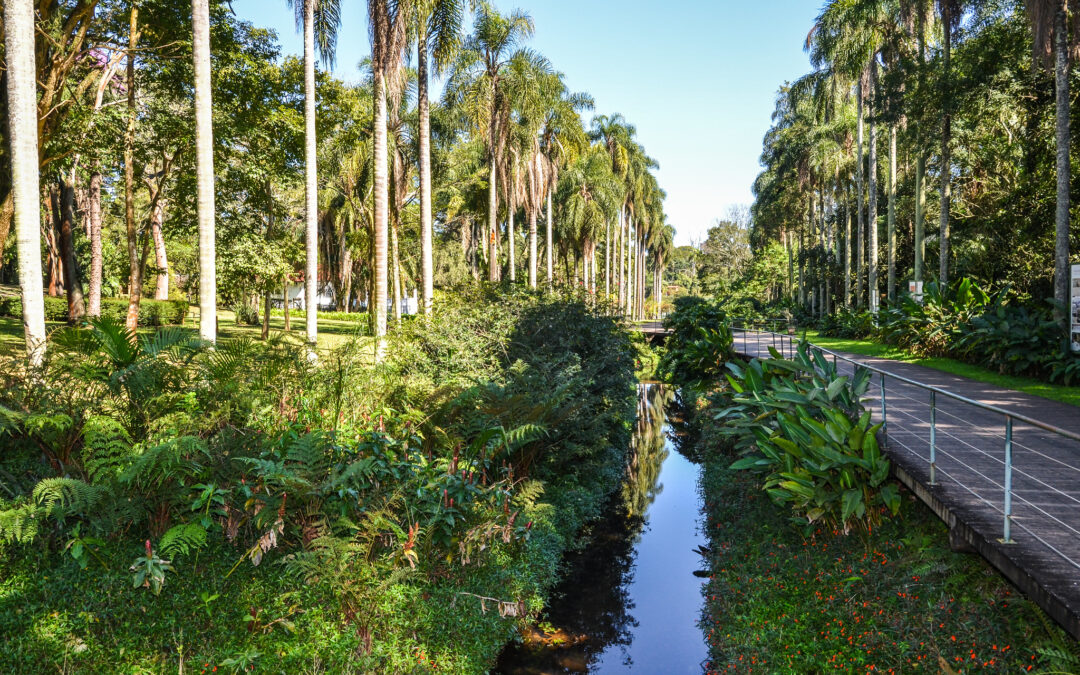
[659,295,734,387]
[717,342,899,533]
[0,296,188,326]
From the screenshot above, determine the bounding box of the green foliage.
[718,342,896,533]
[0,296,188,326]
[658,296,734,387]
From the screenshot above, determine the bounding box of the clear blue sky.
[231,0,822,246]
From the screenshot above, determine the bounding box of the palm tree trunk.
[605,219,610,297]
[528,209,538,288]
[417,27,434,314]
[856,88,865,308]
[488,161,498,282]
[283,280,291,331]
[914,19,927,284]
[545,190,553,284]
[193,0,217,343]
[87,168,103,316]
[887,123,897,303]
[391,220,402,322]
[868,64,879,314]
[373,68,390,358]
[58,178,84,322]
[844,186,852,307]
[152,197,169,300]
[508,190,516,282]
[303,0,319,347]
[939,13,952,288]
[1053,2,1071,340]
[124,5,141,332]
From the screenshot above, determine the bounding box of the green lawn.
[0,308,373,359]
[801,330,1080,408]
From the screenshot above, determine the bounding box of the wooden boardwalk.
[735,330,1080,640]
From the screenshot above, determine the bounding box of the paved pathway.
[734,330,1080,640]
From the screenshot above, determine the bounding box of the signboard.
[1072,264,1080,353]
[908,280,924,305]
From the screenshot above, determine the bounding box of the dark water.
[495,384,708,674]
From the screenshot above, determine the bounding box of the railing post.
[1001,416,1014,544]
[929,390,937,486]
[879,373,888,441]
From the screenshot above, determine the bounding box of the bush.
[270,307,370,324]
[717,342,899,533]
[658,295,734,387]
[0,295,187,326]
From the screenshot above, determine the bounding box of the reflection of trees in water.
[622,383,673,522]
[495,383,673,674]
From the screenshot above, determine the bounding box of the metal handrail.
[732,326,1080,547]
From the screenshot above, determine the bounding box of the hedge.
[0,296,188,326]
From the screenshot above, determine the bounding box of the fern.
[511,479,545,509]
[121,436,209,489]
[158,522,208,559]
[0,500,38,544]
[32,478,106,518]
[82,416,133,483]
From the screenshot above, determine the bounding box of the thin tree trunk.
[528,209,538,288]
[193,0,217,343]
[88,169,103,316]
[58,179,84,322]
[868,64,879,314]
[1053,2,1071,340]
[0,194,11,263]
[303,0,319,347]
[546,190,553,283]
[844,186,852,307]
[283,280,291,331]
[47,187,63,298]
[373,68,390,358]
[391,221,402,322]
[939,11,952,288]
[914,17,927,284]
[887,123,897,303]
[488,162,498,282]
[417,27,434,314]
[151,197,169,300]
[124,5,141,332]
[508,182,516,282]
[605,219,610,297]
[856,89,866,308]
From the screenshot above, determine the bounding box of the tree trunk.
[546,190,553,283]
[151,197,169,300]
[391,220,402,322]
[373,68,390,358]
[914,17,927,284]
[303,0,319,346]
[856,88,865,308]
[283,280,291,331]
[508,185,516,283]
[0,194,12,264]
[939,11,952,288]
[87,169,103,316]
[58,178,85,322]
[867,64,879,314]
[193,0,217,343]
[488,161,498,282]
[844,186,852,307]
[605,219,611,297]
[1053,2,1071,341]
[887,123,897,303]
[124,5,141,332]
[47,187,64,297]
[528,209,538,288]
[417,27,434,313]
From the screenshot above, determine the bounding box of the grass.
[698,443,1078,673]
[800,330,1080,408]
[0,308,374,360]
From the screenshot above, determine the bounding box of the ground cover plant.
[0,288,636,673]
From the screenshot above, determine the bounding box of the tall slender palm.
[901,0,934,285]
[445,2,534,283]
[538,88,591,285]
[288,0,342,348]
[369,0,411,359]
[4,0,46,364]
[1026,0,1076,340]
[413,0,465,313]
[192,0,217,343]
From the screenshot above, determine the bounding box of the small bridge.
[734,328,1080,641]
[633,321,670,343]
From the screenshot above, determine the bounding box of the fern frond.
[158,522,208,559]
[32,478,106,517]
[82,416,133,483]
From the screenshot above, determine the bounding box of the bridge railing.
[731,327,1080,576]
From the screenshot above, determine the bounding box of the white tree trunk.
[193,0,217,343]
[545,190,553,283]
[152,198,169,300]
[528,210,537,288]
[303,0,319,347]
[417,29,434,313]
[488,162,498,282]
[373,69,390,359]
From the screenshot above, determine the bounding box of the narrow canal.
[496,384,708,673]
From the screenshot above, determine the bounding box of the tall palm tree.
[444,2,534,283]
[4,0,46,364]
[192,0,217,343]
[1026,0,1076,340]
[288,0,342,348]
[538,88,591,286]
[369,0,410,359]
[413,0,465,313]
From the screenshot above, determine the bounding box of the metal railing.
[731,325,1080,572]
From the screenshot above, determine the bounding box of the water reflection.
[496,384,707,674]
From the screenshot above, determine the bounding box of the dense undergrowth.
[0,287,636,673]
